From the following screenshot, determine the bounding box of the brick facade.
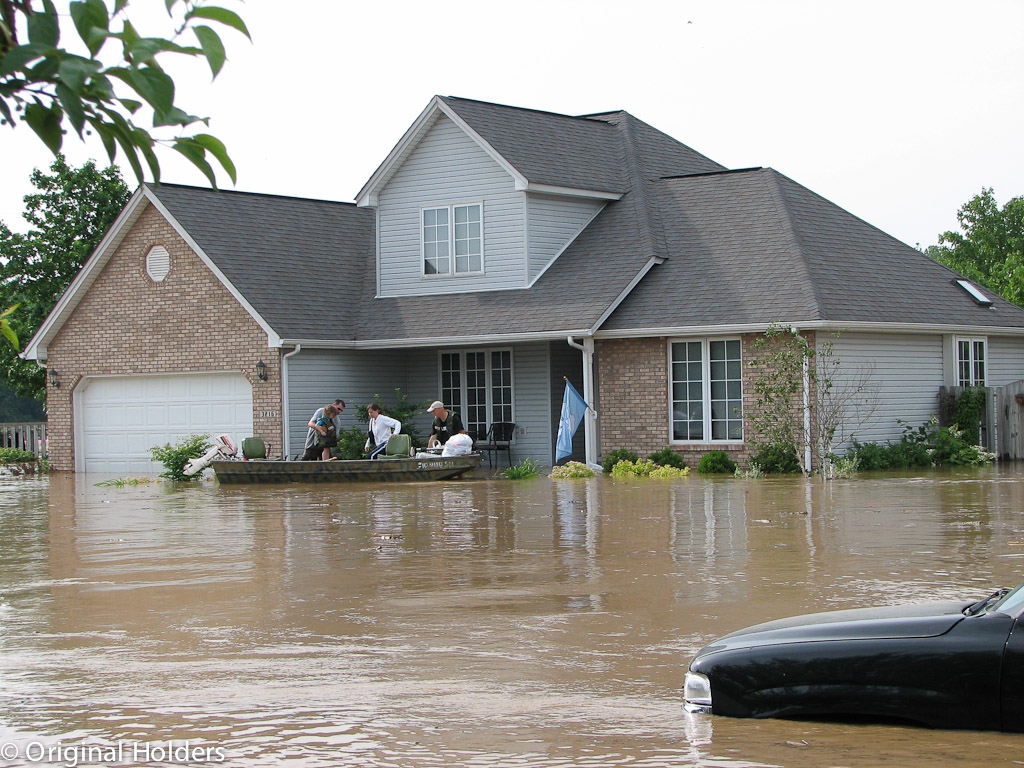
[45,205,282,471]
[595,333,817,470]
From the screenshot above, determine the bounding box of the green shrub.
[355,388,429,447]
[149,434,211,481]
[0,447,36,464]
[602,448,639,474]
[749,443,802,474]
[848,414,996,470]
[647,448,688,469]
[550,461,596,479]
[611,458,689,478]
[503,457,539,479]
[334,425,370,460]
[697,450,737,474]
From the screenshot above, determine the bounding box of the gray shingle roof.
[601,168,1024,330]
[146,98,1024,346]
[147,184,375,340]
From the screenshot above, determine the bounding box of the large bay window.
[440,349,513,440]
[670,338,743,442]
[955,336,987,386]
[422,203,482,276]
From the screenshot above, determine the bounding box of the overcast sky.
[2,0,1022,250]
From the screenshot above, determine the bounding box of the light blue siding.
[286,343,558,465]
[285,348,406,455]
[826,332,944,450]
[527,194,604,282]
[377,114,524,296]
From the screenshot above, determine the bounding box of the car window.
[990,582,1024,617]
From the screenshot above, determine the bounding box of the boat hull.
[210,453,483,484]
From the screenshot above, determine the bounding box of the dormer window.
[422,203,482,276]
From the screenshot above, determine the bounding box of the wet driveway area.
[1,466,1024,767]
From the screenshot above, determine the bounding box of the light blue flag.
[555,379,589,462]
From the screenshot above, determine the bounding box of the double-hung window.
[439,349,513,440]
[955,336,987,386]
[670,338,743,442]
[422,203,482,276]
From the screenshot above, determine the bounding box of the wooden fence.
[939,384,1024,460]
[0,421,47,457]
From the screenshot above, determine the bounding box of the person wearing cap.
[426,400,466,448]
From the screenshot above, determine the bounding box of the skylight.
[955,279,993,307]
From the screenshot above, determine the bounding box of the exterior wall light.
[49,368,60,388]
[256,359,267,381]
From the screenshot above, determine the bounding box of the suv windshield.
[989,581,1024,617]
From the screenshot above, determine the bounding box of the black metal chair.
[478,422,515,467]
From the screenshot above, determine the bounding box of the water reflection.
[0,466,1023,766]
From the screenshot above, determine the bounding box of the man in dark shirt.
[426,400,466,447]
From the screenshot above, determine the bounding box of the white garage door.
[79,373,254,473]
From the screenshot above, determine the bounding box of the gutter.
[280,344,302,458]
[566,335,600,469]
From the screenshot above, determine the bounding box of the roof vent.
[146,245,170,282]
[954,279,992,307]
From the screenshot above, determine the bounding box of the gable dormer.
[357,97,623,298]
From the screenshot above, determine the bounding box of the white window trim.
[436,347,515,434]
[420,202,485,278]
[954,335,988,387]
[667,337,744,444]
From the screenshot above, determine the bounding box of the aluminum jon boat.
[210,453,483,484]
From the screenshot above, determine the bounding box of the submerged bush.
[503,457,540,479]
[749,443,802,474]
[611,458,689,479]
[647,448,688,469]
[696,450,737,475]
[0,447,36,464]
[602,448,639,474]
[550,461,596,479]
[149,434,210,481]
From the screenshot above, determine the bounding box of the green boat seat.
[241,437,267,459]
[384,434,412,458]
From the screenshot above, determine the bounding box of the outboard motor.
[183,434,237,476]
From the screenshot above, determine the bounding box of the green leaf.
[173,138,217,188]
[1,319,19,351]
[191,133,235,183]
[192,26,225,77]
[0,304,19,319]
[152,104,202,127]
[0,97,13,126]
[1,43,51,77]
[57,54,101,92]
[87,116,118,161]
[128,66,175,116]
[117,97,143,114]
[114,0,129,13]
[69,0,110,57]
[27,7,60,47]
[55,82,86,135]
[185,6,251,40]
[24,102,63,153]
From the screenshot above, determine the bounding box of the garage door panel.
[81,374,253,474]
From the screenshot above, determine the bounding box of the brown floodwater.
[1,465,1024,767]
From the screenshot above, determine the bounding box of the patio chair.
[478,422,515,467]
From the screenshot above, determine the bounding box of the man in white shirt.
[364,402,402,459]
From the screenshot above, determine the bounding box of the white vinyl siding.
[987,336,1024,385]
[377,114,523,296]
[825,332,944,450]
[526,194,604,282]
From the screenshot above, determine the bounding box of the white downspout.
[802,350,812,474]
[281,344,302,458]
[567,335,599,469]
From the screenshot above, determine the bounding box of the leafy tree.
[930,188,1024,307]
[0,0,249,186]
[0,381,45,420]
[0,153,129,399]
